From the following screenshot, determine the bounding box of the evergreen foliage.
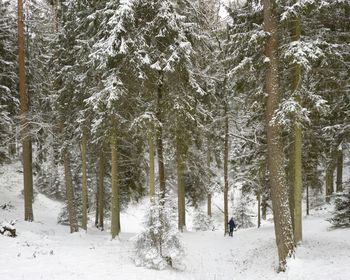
[0,0,18,163]
[135,195,184,270]
[330,182,350,228]
[193,208,214,231]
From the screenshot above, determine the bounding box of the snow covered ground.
[1,161,350,280]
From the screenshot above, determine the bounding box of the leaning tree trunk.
[98,151,105,230]
[264,0,294,271]
[63,147,79,233]
[18,0,33,222]
[111,130,120,238]
[292,12,303,245]
[81,130,88,231]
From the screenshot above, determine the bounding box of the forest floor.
[1,161,350,280]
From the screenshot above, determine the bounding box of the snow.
[1,161,350,280]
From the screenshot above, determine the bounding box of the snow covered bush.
[0,220,16,237]
[234,196,255,229]
[134,195,184,270]
[192,208,213,231]
[329,182,350,228]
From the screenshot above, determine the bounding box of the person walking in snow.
[228,217,236,237]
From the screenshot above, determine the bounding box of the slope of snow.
[1,161,350,280]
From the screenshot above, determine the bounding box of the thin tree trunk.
[257,191,261,228]
[223,90,229,235]
[288,142,295,230]
[156,72,166,202]
[262,195,267,221]
[264,0,294,271]
[336,148,343,192]
[292,13,303,245]
[111,131,120,238]
[207,136,212,217]
[176,134,186,231]
[81,131,88,231]
[148,128,155,199]
[8,125,16,158]
[63,147,79,233]
[98,151,105,230]
[306,184,309,215]
[18,0,33,222]
[95,170,99,228]
[325,163,335,203]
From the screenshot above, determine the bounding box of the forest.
[0,0,349,279]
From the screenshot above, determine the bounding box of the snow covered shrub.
[134,196,184,270]
[193,208,213,231]
[0,220,16,237]
[329,182,350,228]
[234,196,255,229]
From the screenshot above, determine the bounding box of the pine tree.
[330,183,350,228]
[263,0,294,271]
[18,0,34,222]
[0,0,18,164]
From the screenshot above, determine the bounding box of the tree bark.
[98,151,105,230]
[63,147,79,233]
[18,0,34,222]
[325,163,335,203]
[207,136,212,217]
[111,131,120,238]
[336,148,343,192]
[176,134,186,232]
[148,128,155,199]
[264,0,294,271]
[257,191,261,228]
[306,184,309,215]
[262,194,267,221]
[292,13,303,245]
[81,131,88,231]
[156,72,166,202]
[223,89,229,235]
[95,170,99,228]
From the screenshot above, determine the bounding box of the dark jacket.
[228,218,236,229]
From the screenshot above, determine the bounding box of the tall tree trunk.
[8,125,16,158]
[292,13,303,245]
[63,147,79,233]
[98,151,105,230]
[207,136,212,217]
[156,72,166,202]
[262,194,267,221]
[306,184,309,215]
[336,148,343,192]
[264,0,294,271]
[95,170,99,228]
[176,134,186,232]
[18,0,33,222]
[111,131,120,238]
[81,131,88,231]
[148,128,155,199]
[223,89,229,235]
[288,142,295,230]
[257,191,261,228]
[325,163,335,203]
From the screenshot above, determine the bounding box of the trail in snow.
[1,161,350,280]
